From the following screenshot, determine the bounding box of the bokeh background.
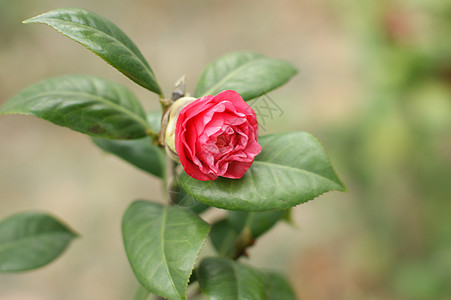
[1,0,451,299]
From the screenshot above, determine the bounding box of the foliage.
[0,7,345,299]
[0,212,77,272]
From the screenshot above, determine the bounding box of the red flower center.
[215,134,230,150]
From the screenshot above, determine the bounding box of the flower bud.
[159,96,196,160]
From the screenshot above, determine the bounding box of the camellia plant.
[0,7,346,300]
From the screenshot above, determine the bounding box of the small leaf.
[198,257,268,300]
[24,8,162,95]
[122,200,211,300]
[195,51,297,101]
[145,110,164,134]
[0,212,77,272]
[0,75,151,139]
[228,210,286,239]
[180,132,346,211]
[266,272,297,300]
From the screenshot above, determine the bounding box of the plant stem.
[229,227,255,260]
[163,75,186,204]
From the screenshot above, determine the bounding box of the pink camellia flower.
[174,90,261,181]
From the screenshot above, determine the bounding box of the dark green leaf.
[198,257,268,300]
[0,212,77,272]
[0,75,151,139]
[180,132,346,211]
[228,210,286,239]
[209,219,239,256]
[92,110,164,177]
[93,137,165,177]
[170,171,210,214]
[169,182,210,214]
[195,51,297,101]
[266,272,297,300]
[24,8,162,95]
[282,208,294,225]
[122,200,211,300]
[210,211,285,257]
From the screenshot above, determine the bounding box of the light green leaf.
[24,8,162,95]
[0,212,77,272]
[195,51,297,101]
[198,257,268,300]
[180,132,346,211]
[145,110,163,134]
[0,75,151,139]
[134,285,152,300]
[266,272,297,300]
[122,200,211,300]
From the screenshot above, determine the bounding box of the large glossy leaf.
[0,212,77,272]
[24,8,162,95]
[266,272,297,300]
[122,200,210,300]
[198,257,268,300]
[179,132,346,211]
[194,52,297,101]
[0,75,151,139]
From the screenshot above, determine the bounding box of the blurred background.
[1,0,450,299]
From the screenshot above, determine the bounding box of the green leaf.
[170,169,210,214]
[209,219,239,256]
[134,285,152,300]
[122,200,211,300]
[145,110,163,133]
[180,132,346,211]
[194,51,297,101]
[93,137,165,177]
[92,111,164,177]
[24,8,162,95]
[0,212,77,272]
[266,272,297,300]
[228,210,286,239]
[170,183,210,214]
[0,75,151,139]
[210,211,285,257]
[198,257,268,300]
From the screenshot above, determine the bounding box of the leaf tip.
[22,15,40,24]
[334,176,347,193]
[339,183,348,193]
